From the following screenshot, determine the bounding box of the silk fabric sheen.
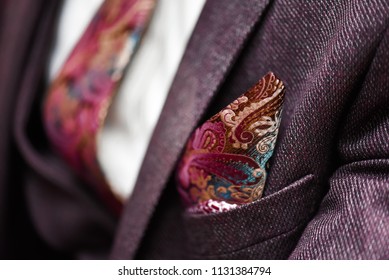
[43,0,156,215]
[177,73,285,214]
[1,0,388,259]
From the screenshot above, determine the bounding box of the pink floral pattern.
[177,72,286,214]
[43,0,156,215]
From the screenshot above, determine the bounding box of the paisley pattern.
[177,72,285,214]
[43,0,156,215]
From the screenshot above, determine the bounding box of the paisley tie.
[43,0,156,215]
[177,72,285,214]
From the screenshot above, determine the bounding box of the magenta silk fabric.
[1,0,388,259]
[177,73,285,214]
[42,0,156,215]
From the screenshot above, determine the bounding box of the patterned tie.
[177,72,285,214]
[43,0,156,215]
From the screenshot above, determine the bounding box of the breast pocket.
[182,174,319,259]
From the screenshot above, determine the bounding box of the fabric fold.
[177,72,285,214]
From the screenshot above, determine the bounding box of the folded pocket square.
[177,72,285,214]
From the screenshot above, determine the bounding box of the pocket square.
[177,72,285,214]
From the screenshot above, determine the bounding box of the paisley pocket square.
[177,72,285,214]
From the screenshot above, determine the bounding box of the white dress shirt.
[49,0,205,201]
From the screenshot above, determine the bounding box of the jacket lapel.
[111,0,273,259]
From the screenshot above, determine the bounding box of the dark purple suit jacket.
[0,0,388,259]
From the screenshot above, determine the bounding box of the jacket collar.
[111,0,273,259]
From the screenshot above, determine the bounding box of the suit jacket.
[0,0,388,259]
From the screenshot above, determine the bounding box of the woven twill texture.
[0,0,388,259]
[116,0,389,259]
